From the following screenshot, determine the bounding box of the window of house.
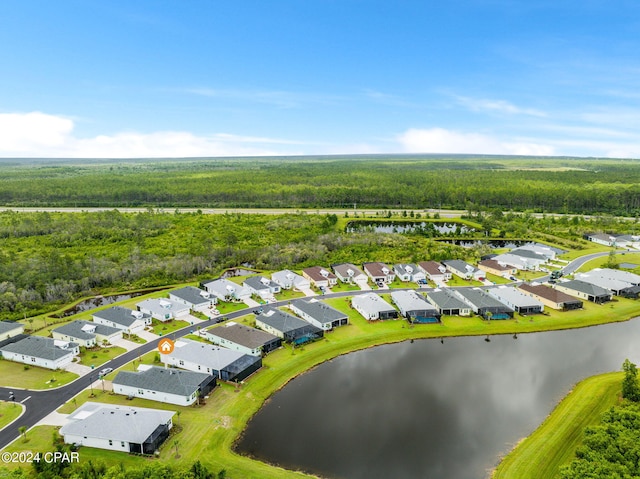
[109,440,113,446]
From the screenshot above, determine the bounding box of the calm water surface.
[237,319,640,479]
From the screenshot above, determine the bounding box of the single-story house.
[418,261,452,282]
[302,266,338,289]
[60,402,175,455]
[592,268,640,286]
[202,278,251,302]
[554,280,612,304]
[204,322,282,356]
[52,320,122,348]
[492,248,548,271]
[478,259,517,279]
[425,289,472,316]
[112,365,216,406]
[487,286,544,314]
[271,270,310,291]
[585,233,617,247]
[518,283,583,310]
[363,262,396,284]
[0,335,78,370]
[351,293,398,320]
[442,260,484,281]
[163,338,262,382]
[289,298,349,330]
[393,264,426,283]
[390,290,441,323]
[574,272,633,296]
[0,321,25,341]
[243,276,281,301]
[92,306,151,335]
[255,308,324,345]
[454,288,514,319]
[169,286,217,312]
[137,298,190,322]
[331,263,368,285]
[516,244,557,261]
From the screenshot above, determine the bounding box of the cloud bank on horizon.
[1,1,640,159]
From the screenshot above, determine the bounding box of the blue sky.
[1,0,640,158]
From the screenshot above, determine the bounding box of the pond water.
[346,221,475,235]
[237,319,640,479]
[53,288,168,317]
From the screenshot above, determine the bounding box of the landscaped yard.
[0,401,23,430]
[77,346,127,368]
[0,360,78,389]
[152,319,191,336]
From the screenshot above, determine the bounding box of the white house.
[393,264,426,283]
[0,336,78,370]
[271,270,310,290]
[202,278,251,302]
[363,262,396,283]
[52,320,122,348]
[442,260,485,281]
[487,286,544,314]
[390,290,441,323]
[60,402,175,455]
[92,306,151,335]
[204,322,282,356]
[0,321,25,341]
[289,298,349,330]
[418,261,452,282]
[331,263,368,285]
[302,266,338,289]
[243,276,281,301]
[351,293,398,320]
[169,286,217,312]
[112,365,216,406]
[137,298,190,322]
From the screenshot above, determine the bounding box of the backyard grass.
[0,360,78,389]
[77,346,127,368]
[492,372,622,479]
[0,402,23,431]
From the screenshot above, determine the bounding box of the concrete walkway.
[64,362,93,376]
[244,298,260,308]
[137,329,159,342]
[37,410,69,427]
[110,337,139,352]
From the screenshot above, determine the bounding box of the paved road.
[0,249,620,449]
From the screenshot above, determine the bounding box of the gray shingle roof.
[256,308,314,333]
[113,366,212,396]
[169,286,212,306]
[206,323,279,349]
[53,320,121,340]
[169,338,247,369]
[93,306,150,327]
[391,290,438,313]
[244,276,279,291]
[0,321,23,336]
[455,288,513,311]
[60,402,175,444]
[351,293,396,315]
[0,336,76,361]
[290,299,348,324]
[557,280,612,297]
[425,290,469,310]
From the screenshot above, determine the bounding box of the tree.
[18,426,27,442]
[622,359,640,401]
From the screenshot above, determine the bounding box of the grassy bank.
[0,361,78,390]
[492,372,622,479]
[0,402,23,431]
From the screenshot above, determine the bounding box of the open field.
[492,372,622,479]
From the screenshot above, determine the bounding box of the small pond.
[346,221,476,235]
[53,288,168,318]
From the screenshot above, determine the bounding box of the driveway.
[298,287,317,297]
[64,361,93,376]
[244,298,260,308]
[137,329,159,342]
[37,411,69,427]
[110,337,140,352]
[355,278,371,290]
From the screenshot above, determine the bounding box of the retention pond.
[237,318,640,479]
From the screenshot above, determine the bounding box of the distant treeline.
[1,156,640,214]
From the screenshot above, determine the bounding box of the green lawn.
[493,372,622,479]
[152,319,191,336]
[77,346,127,368]
[0,360,78,389]
[575,251,640,273]
[328,281,361,293]
[0,401,23,431]
[274,289,306,301]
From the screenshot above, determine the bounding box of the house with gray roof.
[271,270,310,291]
[202,278,251,302]
[425,289,472,316]
[554,280,612,304]
[351,293,398,320]
[0,321,24,341]
[331,263,368,285]
[574,272,634,296]
[243,276,281,301]
[289,298,349,330]
[454,288,514,319]
[585,233,617,247]
[137,298,190,322]
[204,322,282,356]
[169,286,216,312]
[390,290,440,323]
[60,402,175,455]
[163,338,262,382]
[52,320,122,348]
[0,335,79,370]
[487,286,544,314]
[518,283,583,310]
[92,306,151,335]
[112,365,216,406]
[393,264,426,283]
[255,308,324,344]
[442,260,484,281]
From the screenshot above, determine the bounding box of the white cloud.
[0,112,299,158]
[397,128,556,156]
[455,95,547,117]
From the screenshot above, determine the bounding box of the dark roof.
[170,286,211,305]
[518,283,582,305]
[425,290,469,310]
[0,336,76,361]
[53,320,121,340]
[478,259,512,272]
[418,261,448,276]
[206,323,279,349]
[455,288,514,311]
[113,366,212,396]
[290,299,348,324]
[256,308,319,334]
[557,280,612,297]
[363,262,393,277]
[302,266,337,282]
[0,321,23,335]
[93,306,150,327]
[244,276,279,291]
[331,263,365,278]
[442,260,478,273]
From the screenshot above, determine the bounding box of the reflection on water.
[237,319,640,479]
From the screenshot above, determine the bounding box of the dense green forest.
[0,208,633,320]
[558,361,640,478]
[2,156,640,214]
